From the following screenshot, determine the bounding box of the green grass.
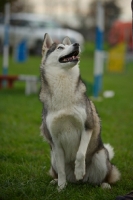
[0,46,133,200]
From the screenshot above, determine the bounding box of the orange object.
[108,21,133,51]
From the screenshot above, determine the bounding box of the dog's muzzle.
[59,43,80,63]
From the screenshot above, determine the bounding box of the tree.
[88,0,122,39]
[0,0,33,13]
[0,0,16,13]
[103,0,121,29]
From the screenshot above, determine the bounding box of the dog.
[39,33,121,191]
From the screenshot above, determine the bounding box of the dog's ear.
[42,33,53,55]
[62,36,71,45]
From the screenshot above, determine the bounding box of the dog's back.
[40,33,120,190]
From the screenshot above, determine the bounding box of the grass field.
[0,45,133,200]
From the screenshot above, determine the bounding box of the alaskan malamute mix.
[40,33,120,191]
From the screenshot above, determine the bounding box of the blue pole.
[2,3,10,76]
[93,0,104,98]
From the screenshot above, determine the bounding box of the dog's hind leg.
[52,144,67,191]
[49,150,58,185]
[75,129,92,181]
[86,148,120,188]
[86,148,111,187]
[49,150,58,178]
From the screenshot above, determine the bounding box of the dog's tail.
[104,143,114,161]
[104,143,121,183]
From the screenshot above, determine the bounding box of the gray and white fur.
[39,33,120,191]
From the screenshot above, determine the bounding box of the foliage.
[0,47,133,199]
[0,0,17,12]
[89,0,121,27]
[76,0,122,41]
[0,0,33,13]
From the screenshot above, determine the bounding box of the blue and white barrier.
[93,0,104,98]
[2,3,10,76]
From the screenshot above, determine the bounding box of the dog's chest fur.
[49,73,76,109]
[44,65,86,110]
[40,65,87,161]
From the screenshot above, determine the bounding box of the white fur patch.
[104,143,114,160]
[101,183,111,189]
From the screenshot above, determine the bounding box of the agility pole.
[93,0,104,98]
[2,3,10,76]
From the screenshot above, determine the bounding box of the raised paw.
[74,155,85,181]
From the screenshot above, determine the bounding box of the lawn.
[0,45,133,200]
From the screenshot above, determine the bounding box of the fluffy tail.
[104,144,121,183]
[104,143,114,161]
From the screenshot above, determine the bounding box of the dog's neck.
[46,63,80,92]
[40,63,81,110]
[45,63,80,78]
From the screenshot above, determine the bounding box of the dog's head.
[41,33,80,69]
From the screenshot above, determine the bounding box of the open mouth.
[59,50,79,63]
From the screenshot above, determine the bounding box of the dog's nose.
[73,43,79,47]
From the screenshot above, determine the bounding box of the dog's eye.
[57,46,64,50]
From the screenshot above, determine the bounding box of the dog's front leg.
[54,144,67,191]
[75,129,92,181]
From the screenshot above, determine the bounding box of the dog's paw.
[101,182,111,189]
[57,181,67,192]
[75,153,85,180]
[50,179,58,185]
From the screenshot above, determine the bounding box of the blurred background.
[0,0,132,96]
[0,0,132,55]
[0,1,133,199]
